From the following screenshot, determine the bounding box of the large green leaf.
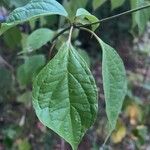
[92,0,107,10]
[76,8,99,31]
[131,0,150,34]
[0,0,68,35]
[32,42,98,150]
[90,31,127,131]
[21,28,55,54]
[111,0,125,10]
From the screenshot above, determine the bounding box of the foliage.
[0,0,150,150]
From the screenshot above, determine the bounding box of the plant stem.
[52,4,150,42]
[76,4,150,27]
[68,26,74,43]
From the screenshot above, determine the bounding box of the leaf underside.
[32,42,98,150]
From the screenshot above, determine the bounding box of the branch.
[52,4,150,42]
[76,4,150,27]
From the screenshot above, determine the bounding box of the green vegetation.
[0,0,150,149]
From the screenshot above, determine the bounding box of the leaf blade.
[0,0,68,35]
[100,40,127,131]
[89,31,127,132]
[21,28,55,54]
[32,42,98,150]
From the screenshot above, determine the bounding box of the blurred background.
[0,0,150,149]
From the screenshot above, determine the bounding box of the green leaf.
[21,28,55,54]
[32,42,98,150]
[0,0,68,35]
[90,32,127,131]
[92,0,107,10]
[99,40,127,130]
[111,0,125,10]
[76,8,99,31]
[131,0,150,34]
[100,40,127,131]
[17,54,46,86]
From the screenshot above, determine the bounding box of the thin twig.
[76,4,150,28]
[51,4,150,42]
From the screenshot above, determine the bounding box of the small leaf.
[111,0,125,10]
[93,0,107,10]
[92,32,127,132]
[32,42,98,150]
[0,0,68,35]
[76,8,99,31]
[21,28,55,54]
[17,55,46,86]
